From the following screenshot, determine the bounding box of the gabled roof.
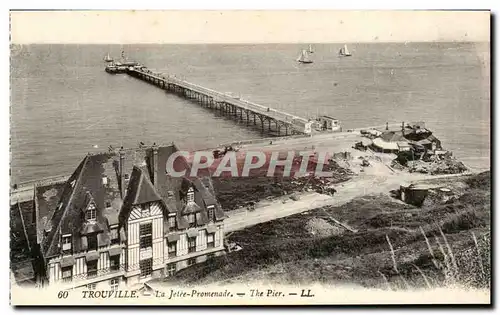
[119,166,164,225]
[42,152,126,258]
[39,147,151,258]
[145,144,225,223]
[38,143,225,258]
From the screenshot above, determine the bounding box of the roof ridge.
[44,155,90,257]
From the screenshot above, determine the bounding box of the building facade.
[32,144,225,290]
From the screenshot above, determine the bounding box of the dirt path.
[223,171,475,233]
[223,174,396,233]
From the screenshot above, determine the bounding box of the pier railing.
[166,75,308,125]
[129,68,310,133]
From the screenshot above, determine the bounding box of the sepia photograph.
[8,10,491,305]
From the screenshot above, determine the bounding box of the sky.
[10,10,490,44]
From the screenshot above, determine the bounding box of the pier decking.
[121,66,313,136]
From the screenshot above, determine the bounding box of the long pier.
[124,66,313,136]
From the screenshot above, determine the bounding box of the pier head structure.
[18,144,225,290]
[111,64,313,136]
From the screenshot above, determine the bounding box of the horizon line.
[10,40,489,45]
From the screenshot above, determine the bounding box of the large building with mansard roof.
[28,144,225,290]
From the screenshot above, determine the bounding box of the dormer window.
[62,234,72,255]
[207,205,215,222]
[86,203,96,221]
[187,213,196,228]
[110,226,119,245]
[105,201,112,208]
[187,187,194,203]
[168,214,177,231]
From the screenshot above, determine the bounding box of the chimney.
[401,121,405,135]
[151,143,159,187]
[386,122,389,131]
[119,147,126,198]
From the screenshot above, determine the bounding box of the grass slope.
[166,171,491,290]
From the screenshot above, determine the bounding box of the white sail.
[339,44,351,56]
[302,50,310,62]
[297,50,312,63]
[104,53,113,62]
[308,44,314,53]
[344,44,350,55]
[296,52,303,61]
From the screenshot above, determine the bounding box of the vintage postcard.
[9,10,491,306]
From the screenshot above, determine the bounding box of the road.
[223,171,475,233]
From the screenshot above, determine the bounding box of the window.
[124,173,130,180]
[87,283,96,290]
[207,233,215,248]
[62,266,72,282]
[167,263,176,276]
[168,215,177,231]
[188,237,196,253]
[105,201,111,208]
[140,223,152,249]
[187,214,196,228]
[187,258,196,266]
[110,278,119,291]
[140,258,153,278]
[102,175,108,186]
[62,235,72,255]
[110,228,119,245]
[141,204,150,217]
[187,187,195,203]
[87,234,98,251]
[110,255,120,271]
[168,241,177,257]
[207,206,215,222]
[86,204,96,221]
[87,260,98,278]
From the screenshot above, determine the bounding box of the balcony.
[87,270,98,279]
[61,264,126,288]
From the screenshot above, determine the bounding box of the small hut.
[316,116,341,132]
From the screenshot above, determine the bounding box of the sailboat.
[297,50,313,64]
[308,44,314,54]
[339,44,352,57]
[104,53,113,62]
